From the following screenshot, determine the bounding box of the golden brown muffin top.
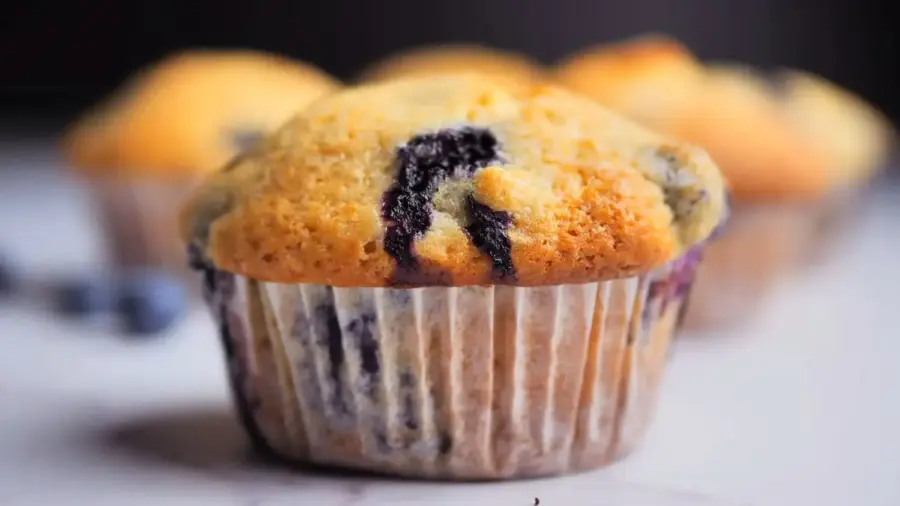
[181,75,727,287]
[661,64,835,202]
[553,34,704,125]
[776,69,895,184]
[62,50,340,177]
[358,44,546,89]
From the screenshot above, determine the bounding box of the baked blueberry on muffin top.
[382,126,514,284]
[182,75,727,287]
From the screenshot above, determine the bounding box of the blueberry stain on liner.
[311,288,352,417]
[381,127,516,285]
[187,245,282,461]
[641,246,706,327]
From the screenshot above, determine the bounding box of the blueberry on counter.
[53,275,115,317]
[116,271,187,336]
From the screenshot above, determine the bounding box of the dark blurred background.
[1,0,896,134]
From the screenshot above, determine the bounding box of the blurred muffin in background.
[778,69,893,185]
[775,69,896,262]
[357,43,546,89]
[662,63,836,330]
[555,38,842,331]
[62,49,339,285]
[554,34,704,126]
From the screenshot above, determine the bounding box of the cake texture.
[182,75,726,287]
[182,74,728,478]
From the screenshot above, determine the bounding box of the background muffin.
[181,75,727,479]
[778,69,894,186]
[668,64,832,201]
[555,37,846,330]
[62,49,340,283]
[357,44,546,89]
[776,69,896,262]
[653,63,836,330]
[553,34,704,127]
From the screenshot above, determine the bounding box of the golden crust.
[181,75,727,287]
[660,64,834,201]
[776,69,895,184]
[553,34,704,125]
[358,44,546,89]
[62,50,340,177]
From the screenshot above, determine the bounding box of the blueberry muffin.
[554,34,704,127]
[180,75,727,479]
[358,44,546,89]
[62,49,339,281]
[776,69,896,262]
[555,38,835,330]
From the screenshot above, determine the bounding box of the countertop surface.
[2,140,899,506]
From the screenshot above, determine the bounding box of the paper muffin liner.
[200,247,703,480]
[88,176,200,284]
[682,204,815,331]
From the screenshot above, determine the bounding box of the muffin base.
[682,204,815,331]
[89,176,199,282]
[201,250,702,480]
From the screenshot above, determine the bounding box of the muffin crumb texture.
[182,75,727,287]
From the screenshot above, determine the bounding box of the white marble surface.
[2,141,899,506]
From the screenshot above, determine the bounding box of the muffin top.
[358,44,546,89]
[553,34,704,125]
[181,75,727,288]
[63,50,340,177]
[776,69,894,184]
[660,64,834,202]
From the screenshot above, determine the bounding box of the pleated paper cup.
[682,203,815,331]
[89,176,200,284]
[201,247,704,480]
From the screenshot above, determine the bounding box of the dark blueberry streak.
[347,312,381,378]
[642,279,667,324]
[313,289,350,415]
[381,127,515,284]
[438,432,453,455]
[186,249,279,460]
[217,304,276,458]
[397,371,419,431]
[403,395,419,431]
[464,196,515,281]
[375,432,391,454]
[673,247,705,328]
